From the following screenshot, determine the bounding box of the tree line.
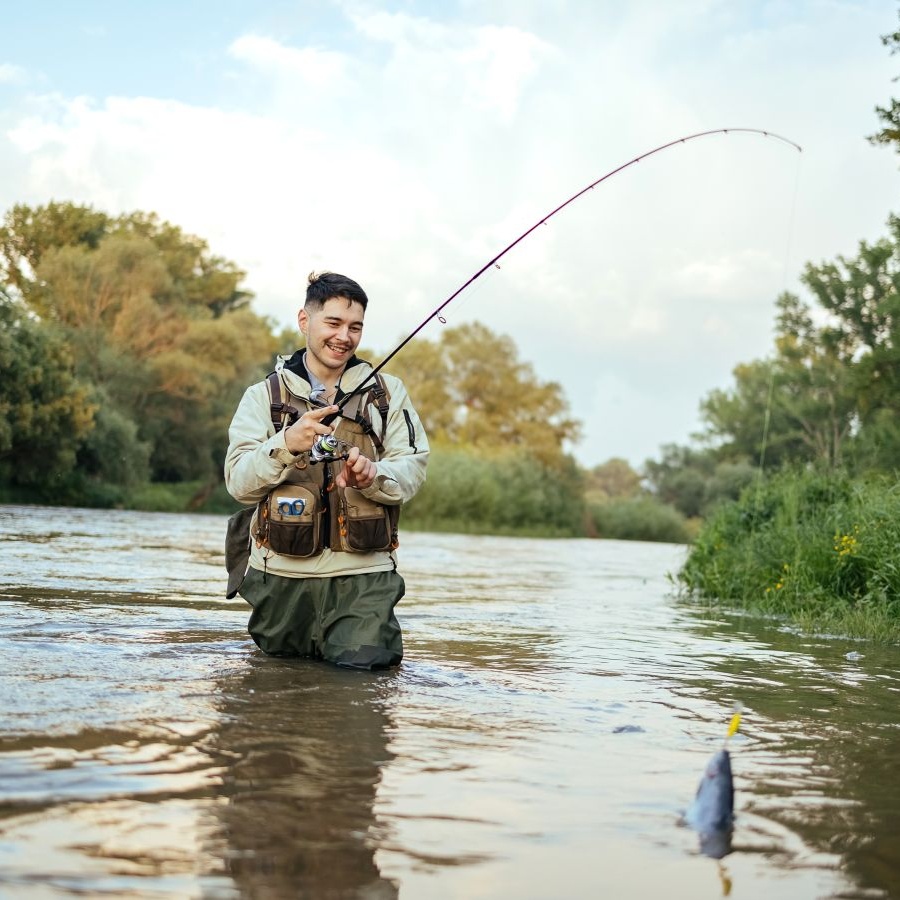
[9,187,895,546]
[4,178,899,547]
[0,203,279,507]
[629,218,900,526]
[637,14,900,521]
[0,204,616,538]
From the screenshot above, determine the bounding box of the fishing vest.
[252,371,400,558]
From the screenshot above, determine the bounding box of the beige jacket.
[225,354,429,578]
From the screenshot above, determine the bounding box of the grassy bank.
[679,468,900,641]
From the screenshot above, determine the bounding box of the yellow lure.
[726,702,743,740]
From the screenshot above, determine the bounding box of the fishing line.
[434,260,506,325]
[336,127,803,414]
[754,145,804,515]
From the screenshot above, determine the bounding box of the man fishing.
[224,271,429,669]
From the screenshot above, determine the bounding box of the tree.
[870,12,900,151]
[583,458,642,503]
[0,202,108,294]
[644,444,716,518]
[138,309,278,481]
[800,219,900,470]
[699,290,858,471]
[385,322,581,466]
[644,443,757,519]
[115,211,252,317]
[0,202,252,318]
[0,293,96,492]
[0,202,278,491]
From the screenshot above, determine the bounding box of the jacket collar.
[274,351,374,400]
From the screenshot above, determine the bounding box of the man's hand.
[336,445,377,490]
[284,405,339,454]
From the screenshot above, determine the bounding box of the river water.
[0,505,898,899]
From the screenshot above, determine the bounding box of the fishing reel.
[309,432,350,465]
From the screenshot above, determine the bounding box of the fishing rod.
[323,127,802,432]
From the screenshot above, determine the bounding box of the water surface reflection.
[208,659,399,899]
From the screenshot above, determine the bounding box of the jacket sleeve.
[224,382,304,504]
[360,376,429,506]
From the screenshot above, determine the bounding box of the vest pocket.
[256,484,324,558]
[339,488,398,552]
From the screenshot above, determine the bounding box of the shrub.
[587,496,691,544]
[680,467,900,639]
[403,445,584,537]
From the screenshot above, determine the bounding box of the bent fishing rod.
[331,126,802,416]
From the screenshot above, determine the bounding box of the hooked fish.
[685,748,733,824]
[684,749,734,859]
[683,709,741,859]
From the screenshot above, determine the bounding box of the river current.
[0,505,898,899]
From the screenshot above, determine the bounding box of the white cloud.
[7,91,435,326]
[228,34,350,88]
[672,249,780,302]
[0,63,27,85]
[349,10,556,121]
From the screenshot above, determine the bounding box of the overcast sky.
[2,1,898,467]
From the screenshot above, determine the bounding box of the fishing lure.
[727,705,743,740]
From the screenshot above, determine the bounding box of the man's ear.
[298,307,308,335]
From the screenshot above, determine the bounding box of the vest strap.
[267,372,301,432]
[265,370,390,445]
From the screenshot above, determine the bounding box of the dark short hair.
[305,271,369,310]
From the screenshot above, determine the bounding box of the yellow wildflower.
[833,529,859,557]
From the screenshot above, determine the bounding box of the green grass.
[401,446,585,538]
[124,480,241,514]
[401,514,580,539]
[680,468,900,641]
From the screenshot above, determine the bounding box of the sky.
[2,0,899,468]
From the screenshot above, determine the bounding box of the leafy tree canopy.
[584,457,642,503]
[870,11,900,151]
[0,292,96,489]
[696,216,900,475]
[0,202,276,487]
[384,321,582,466]
[0,201,252,318]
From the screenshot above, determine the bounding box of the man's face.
[298,296,366,375]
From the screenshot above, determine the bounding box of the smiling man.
[224,272,429,669]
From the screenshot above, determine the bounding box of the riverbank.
[679,468,900,642]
